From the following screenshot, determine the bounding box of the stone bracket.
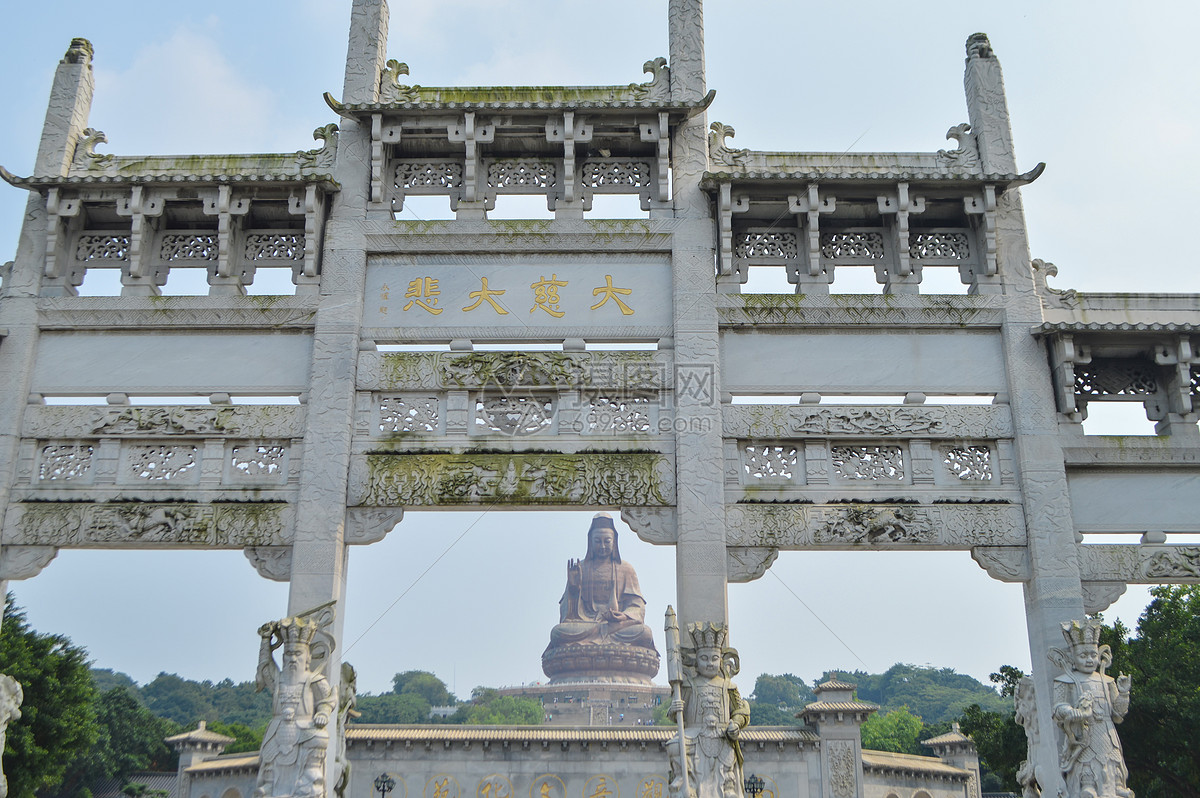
[0,545,58,580]
[244,545,292,582]
[345,507,404,544]
[620,506,677,544]
[727,546,778,582]
[787,185,836,291]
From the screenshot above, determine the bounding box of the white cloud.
[90,28,293,156]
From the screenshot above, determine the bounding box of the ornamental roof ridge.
[328,90,715,114]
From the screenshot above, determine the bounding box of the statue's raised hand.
[1116,674,1131,694]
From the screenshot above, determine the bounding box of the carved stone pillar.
[667,0,727,630]
[965,33,1082,797]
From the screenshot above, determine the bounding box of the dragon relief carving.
[934,122,981,172]
[295,123,339,170]
[11,502,291,547]
[627,56,671,101]
[815,505,929,544]
[708,122,748,169]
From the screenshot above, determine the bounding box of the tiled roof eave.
[700,162,1044,188]
[0,167,339,190]
[1033,320,1200,335]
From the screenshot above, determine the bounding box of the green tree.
[850,664,1007,723]
[747,702,800,726]
[355,693,432,723]
[207,721,264,755]
[0,596,99,798]
[59,687,179,793]
[392,670,455,706]
[140,673,214,726]
[461,695,543,725]
[1102,586,1200,798]
[750,673,812,708]
[860,706,925,754]
[90,669,139,695]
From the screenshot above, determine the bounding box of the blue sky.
[1,1,1196,696]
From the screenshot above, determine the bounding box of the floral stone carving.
[1049,619,1133,798]
[360,453,672,506]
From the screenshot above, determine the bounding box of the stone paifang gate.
[0,2,1198,798]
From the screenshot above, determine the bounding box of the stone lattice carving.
[0,675,22,798]
[735,232,797,260]
[820,232,884,260]
[394,161,463,189]
[231,445,288,479]
[742,444,798,481]
[360,452,672,506]
[1014,676,1043,798]
[910,232,970,260]
[160,233,218,261]
[378,396,440,433]
[827,740,857,798]
[542,513,660,684]
[38,444,94,481]
[474,395,555,435]
[246,234,304,262]
[128,445,198,481]
[665,619,749,798]
[581,160,652,188]
[12,502,290,547]
[942,445,993,481]
[75,234,130,261]
[1049,619,1133,798]
[255,606,338,798]
[486,160,556,188]
[1074,360,1158,396]
[830,445,904,481]
[584,395,653,433]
